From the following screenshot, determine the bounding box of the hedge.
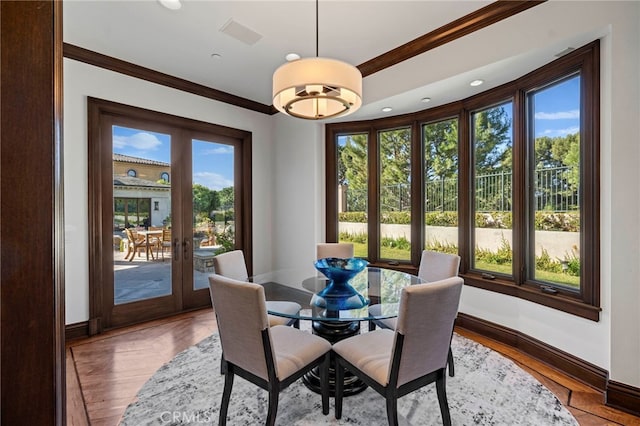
[338,211,579,232]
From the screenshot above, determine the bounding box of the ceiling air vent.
[219,19,262,46]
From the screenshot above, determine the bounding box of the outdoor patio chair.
[124,228,154,261]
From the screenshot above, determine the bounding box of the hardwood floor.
[66,308,640,425]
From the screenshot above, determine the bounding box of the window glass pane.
[192,139,235,290]
[379,128,412,261]
[423,118,458,254]
[112,125,172,304]
[530,75,581,289]
[471,103,513,275]
[337,134,368,258]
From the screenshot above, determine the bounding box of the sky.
[533,74,580,138]
[112,126,234,191]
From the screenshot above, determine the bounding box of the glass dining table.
[250,265,424,395]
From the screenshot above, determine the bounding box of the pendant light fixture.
[272,0,362,120]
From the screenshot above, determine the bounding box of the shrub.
[536,248,562,273]
[425,212,458,226]
[339,211,367,223]
[380,236,411,250]
[341,210,578,232]
[476,236,513,265]
[380,211,411,224]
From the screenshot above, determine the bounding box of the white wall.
[64,59,274,324]
[270,2,640,389]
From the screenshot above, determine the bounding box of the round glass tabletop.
[250,266,424,322]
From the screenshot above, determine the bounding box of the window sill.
[461,272,601,321]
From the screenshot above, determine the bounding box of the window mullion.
[368,127,379,262]
[513,90,527,285]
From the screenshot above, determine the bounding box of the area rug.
[121,327,578,425]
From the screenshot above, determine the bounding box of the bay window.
[326,41,600,320]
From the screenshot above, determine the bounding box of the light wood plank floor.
[66,308,640,425]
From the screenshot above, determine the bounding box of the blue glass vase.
[312,257,369,311]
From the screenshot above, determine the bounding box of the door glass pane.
[471,103,513,275]
[379,127,411,261]
[192,139,235,290]
[112,126,172,304]
[530,75,581,289]
[337,134,368,258]
[423,118,458,254]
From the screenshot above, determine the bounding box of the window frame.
[325,41,600,320]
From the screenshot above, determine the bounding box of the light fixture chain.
[316,0,319,57]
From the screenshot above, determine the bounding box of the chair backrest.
[417,250,461,282]
[162,228,171,242]
[208,274,272,380]
[124,228,138,242]
[316,243,354,259]
[392,276,463,387]
[213,250,249,281]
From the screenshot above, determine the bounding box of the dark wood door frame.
[87,98,253,332]
[1,1,65,424]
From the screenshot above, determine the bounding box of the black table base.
[302,319,368,396]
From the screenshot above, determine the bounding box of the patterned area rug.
[121,327,578,426]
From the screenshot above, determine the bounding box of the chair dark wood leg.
[293,319,300,329]
[435,370,452,426]
[320,353,330,415]
[334,358,344,419]
[266,386,279,426]
[385,394,399,426]
[368,321,376,331]
[220,355,227,375]
[447,346,455,377]
[219,367,234,426]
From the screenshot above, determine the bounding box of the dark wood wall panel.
[0,1,64,424]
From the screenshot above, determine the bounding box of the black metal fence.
[344,166,579,213]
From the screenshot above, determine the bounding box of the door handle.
[183,238,191,261]
[173,238,180,261]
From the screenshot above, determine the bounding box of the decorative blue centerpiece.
[312,257,369,311]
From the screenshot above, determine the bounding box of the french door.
[88,98,252,331]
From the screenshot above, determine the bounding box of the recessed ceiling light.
[382,107,393,112]
[158,0,181,10]
[470,79,484,87]
[285,53,300,62]
[421,97,431,103]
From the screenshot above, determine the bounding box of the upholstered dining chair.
[417,250,461,283]
[368,250,461,376]
[212,250,301,328]
[333,276,463,426]
[316,242,355,259]
[209,274,331,426]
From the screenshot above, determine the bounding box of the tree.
[217,186,234,210]
[473,105,512,174]
[379,128,411,211]
[192,184,216,218]
[340,134,368,190]
[424,118,458,180]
